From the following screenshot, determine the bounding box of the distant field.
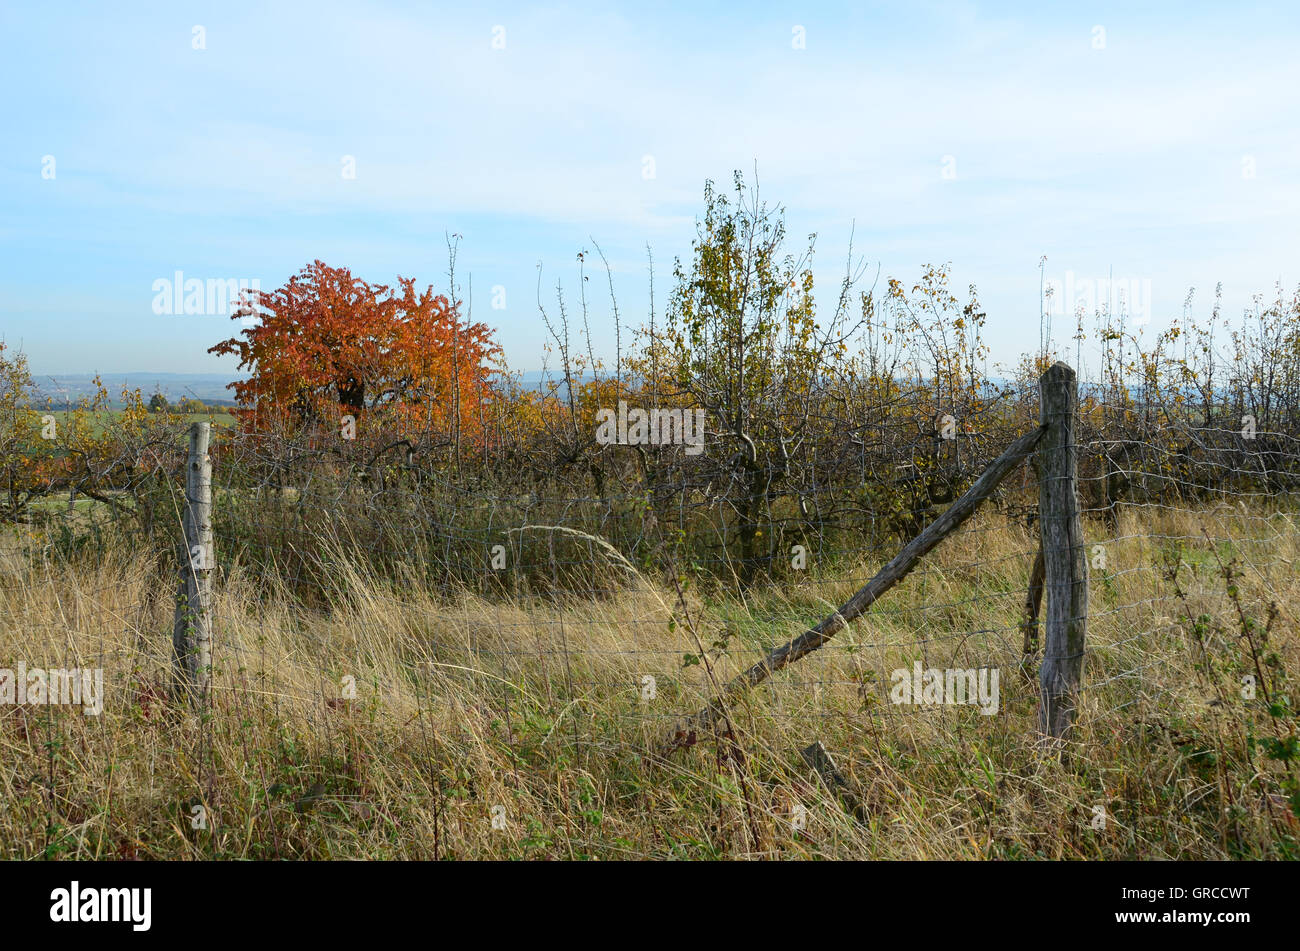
[38,408,238,437]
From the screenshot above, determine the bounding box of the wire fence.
[4,371,1294,761]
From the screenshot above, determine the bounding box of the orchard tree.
[0,342,44,521]
[209,261,501,444]
[649,172,865,580]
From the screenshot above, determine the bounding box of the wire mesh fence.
[2,364,1298,858]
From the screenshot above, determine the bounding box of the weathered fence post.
[1037,363,1088,740]
[173,421,213,704]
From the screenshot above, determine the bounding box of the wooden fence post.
[173,421,213,704]
[1037,363,1088,740]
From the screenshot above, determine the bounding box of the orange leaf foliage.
[208,261,501,440]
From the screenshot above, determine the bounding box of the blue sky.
[2,1,1298,378]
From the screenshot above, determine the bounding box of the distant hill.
[32,372,242,408]
[29,369,561,409]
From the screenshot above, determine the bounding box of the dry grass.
[1,503,1297,859]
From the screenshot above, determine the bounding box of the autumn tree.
[209,261,501,444]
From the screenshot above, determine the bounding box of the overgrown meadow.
[2,176,1298,859]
